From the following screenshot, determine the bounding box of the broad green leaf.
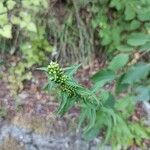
[100,28,112,45]
[0,3,7,13]
[108,54,129,71]
[137,8,150,21]
[115,74,129,94]
[115,96,135,118]
[0,14,8,25]
[111,27,121,47]
[6,0,16,10]
[103,93,115,108]
[140,42,150,52]
[0,24,12,38]
[27,22,37,32]
[110,0,122,10]
[11,16,21,24]
[91,69,115,92]
[125,4,136,20]
[117,45,134,52]
[127,33,150,46]
[91,69,115,83]
[130,20,141,30]
[122,63,150,84]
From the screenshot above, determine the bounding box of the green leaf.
[57,92,68,115]
[0,14,8,26]
[137,8,150,21]
[117,45,134,52]
[122,63,150,84]
[84,112,106,141]
[11,16,21,25]
[6,0,16,10]
[125,4,136,20]
[91,69,115,83]
[140,42,150,52]
[130,123,149,139]
[84,109,96,132]
[91,69,115,92]
[108,54,129,71]
[115,74,129,94]
[0,24,12,38]
[110,0,122,10]
[115,96,135,118]
[127,33,150,46]
[0,2,7,13]
[144,23,150,33]
[130,20,141,30]
[27,22,37,32]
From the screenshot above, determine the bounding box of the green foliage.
[108,53,129,71]
[0,0,53,94]
[8,62,32,95]
[41,59,150,149]
[91,0,150,53]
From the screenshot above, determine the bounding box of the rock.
[143,101,150,125]
[25,144,38,150]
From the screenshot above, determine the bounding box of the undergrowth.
[40,59,150,149]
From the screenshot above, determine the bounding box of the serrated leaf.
[140,42,150,52]
[130,20,141,30]
[11,16,21,24]
[125,4,136,20]
[27,22,37,32]
[137,8,150,21]
[127,33,150,46]
[0,2,7,13]
[108,54,129,71]
[91,69,115,83]
[115,96,135,118]
[122,63,150,84]
[0,14,8,26]
[0,24,12,38]
[130,123,149,139]
[110,0,122,10]
[117,45,134,52]
[91,69,115,92]
[7,0,16,10]
[115,74,129,94]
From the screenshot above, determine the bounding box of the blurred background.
[0,0,150,150]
